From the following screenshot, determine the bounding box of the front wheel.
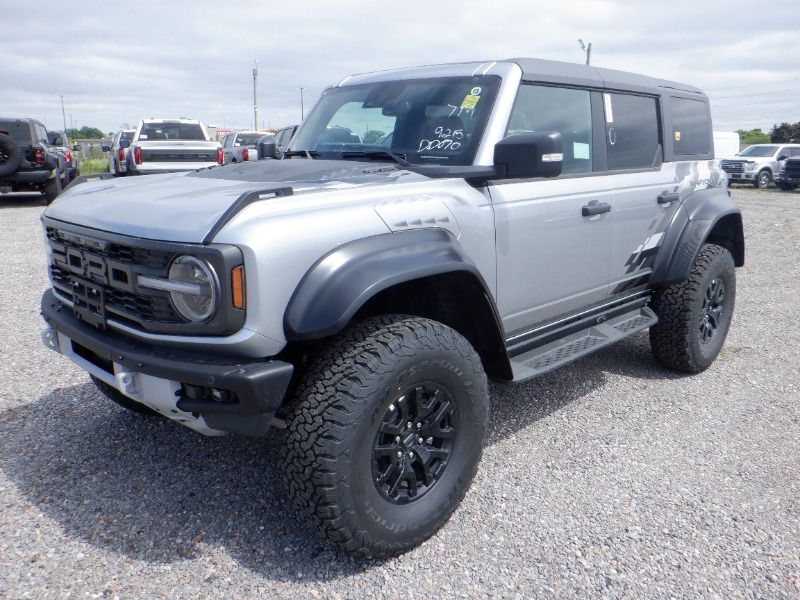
[649,244,736,373]
[755,169,771,189]
[282,315,490,557]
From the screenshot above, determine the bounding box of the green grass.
[78,158,109,176]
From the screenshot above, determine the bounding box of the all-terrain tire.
[0,133,22,177]
[43,173,62,204]
[90,375,161,416]
[282,315,490,557]
[649,243,736,373]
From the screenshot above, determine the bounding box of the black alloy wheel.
[699,277,725,344]
[372,382,456,504]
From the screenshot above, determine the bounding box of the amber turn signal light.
[231,266,246,309]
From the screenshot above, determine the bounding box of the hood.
[44,159,413,243]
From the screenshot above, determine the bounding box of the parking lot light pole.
[299,87,305,121]
[252,61,259,131]
[60,95,67,133]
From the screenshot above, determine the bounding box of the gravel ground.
[0,188,798,599]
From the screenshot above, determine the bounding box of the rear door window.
[671,97,711,156]
[603,93,660,170]
[0,121,32,143]
[507,84,593,174]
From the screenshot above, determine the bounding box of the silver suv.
[720,143,800,188]
[40,58,744,557]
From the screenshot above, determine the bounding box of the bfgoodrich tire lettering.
[649,243,736,373]
[282,315,489,557]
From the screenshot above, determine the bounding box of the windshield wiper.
[340,150,408,166]
[283,149,320,159]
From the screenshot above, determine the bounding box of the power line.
[704,76,800,92]
[711,87,800,100]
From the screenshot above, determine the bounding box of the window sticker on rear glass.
[139,135,148,139]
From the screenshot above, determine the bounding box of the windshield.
[236,133,263,146]
[138,122,207,141]
[0,121,31,143]
[738,145,776,157]
[289,76,501,165]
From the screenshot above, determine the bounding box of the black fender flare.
[284,228,504,342]
[650,186,745,286]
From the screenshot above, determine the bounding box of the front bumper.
[41,289,293,436]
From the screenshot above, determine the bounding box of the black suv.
[0,118,68,203]
[776,156,800,191]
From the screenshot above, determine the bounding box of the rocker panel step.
[510,306,658,382]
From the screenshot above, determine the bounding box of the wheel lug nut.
[416,422,421,429]
[408,451,414,458]
[406,422,412,429]
[395,436,401,443]
[418,437,424,444]
[396,451,403,458]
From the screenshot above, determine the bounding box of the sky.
[2,0,798,136]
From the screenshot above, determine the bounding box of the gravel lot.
[1,188,798,599]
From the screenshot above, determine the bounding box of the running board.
[509,306,658,382]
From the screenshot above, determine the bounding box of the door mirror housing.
[101,144,111,152]
[493,131,563,179]
[777,154,788,161]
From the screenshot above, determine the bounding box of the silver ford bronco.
[40,58,744,557]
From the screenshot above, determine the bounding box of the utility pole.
[60,95,67,132]
[299,87,305,121]
[578,39,592,65]
[252,60,259,131]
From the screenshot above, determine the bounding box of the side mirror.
[101,144,111,152]
[256,135,276,160]
[493,131,563,179]
[777,154,788,161]
[118,140,130,149]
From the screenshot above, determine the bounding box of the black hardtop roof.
[507,57,705,96]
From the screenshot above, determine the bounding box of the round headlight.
[168,256,217,322]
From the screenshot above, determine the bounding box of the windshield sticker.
[418,127,464,152]
[603,93,613,123]
[674,131,682,141]
[139,134,148,139]
[471,86,482,95]
[461,94,480,110]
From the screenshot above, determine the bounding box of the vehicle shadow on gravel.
[0,193,46,207]
[0,334,678,581]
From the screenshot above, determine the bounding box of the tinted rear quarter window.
[604,93,660,170]
[671,97,711,155]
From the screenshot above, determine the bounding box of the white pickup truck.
[125,119,222,175]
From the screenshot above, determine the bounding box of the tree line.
[736,122,800,146]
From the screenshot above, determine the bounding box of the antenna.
[578,39,592,65]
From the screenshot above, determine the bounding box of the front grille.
[782,160,800,175]
[46,226,181,330]
[720,160,743,174]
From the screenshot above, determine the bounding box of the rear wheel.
[91,375,161,416]
[649,244,736,373]
[282,315,490,557]
[43,174,62,204]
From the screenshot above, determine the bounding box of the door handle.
[657,191,680,204]
[582,202,611,217]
